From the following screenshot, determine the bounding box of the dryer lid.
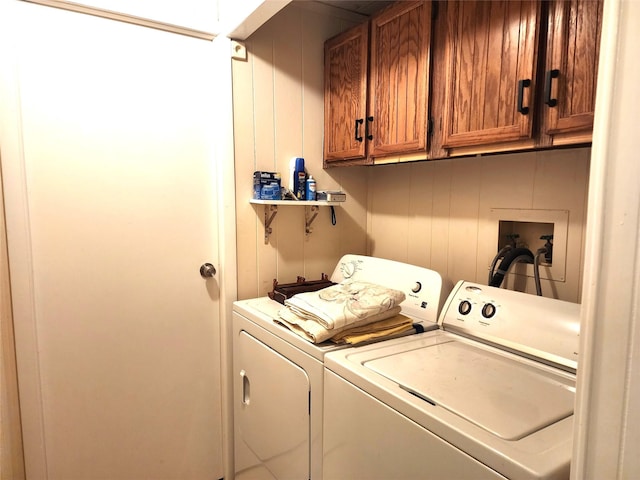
[364,338,575,441]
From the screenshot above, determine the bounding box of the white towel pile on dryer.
[277,280,413,344]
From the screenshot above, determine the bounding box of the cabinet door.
[368,1,431,158]
[442,1,540,148]
[543,0,603,138]
[324,22,369,164]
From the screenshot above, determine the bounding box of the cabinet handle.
[544,69,560,107]
[365,116,373,140]
[517,79,531,115]
[354,119,364,142]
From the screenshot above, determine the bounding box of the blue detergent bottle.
[291,157,306,200]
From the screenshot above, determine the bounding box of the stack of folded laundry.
[277,280,414,345]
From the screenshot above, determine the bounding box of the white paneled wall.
[233,2,590,303]
[233,3,369,300]
[368,148,590,302]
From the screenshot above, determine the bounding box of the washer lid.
[364,339,575,440]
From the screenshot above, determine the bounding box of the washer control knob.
[411,282,422,293]
[458,300,472,315]
[482,303,496,319]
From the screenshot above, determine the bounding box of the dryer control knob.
[458,300,472,315]
[341,262,356,279]
[412,282,422,293]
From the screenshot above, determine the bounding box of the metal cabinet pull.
[517,79,532,115]
[365,116,374,140]
[354,118,364,142]
[544,69,560,107]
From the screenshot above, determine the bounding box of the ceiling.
[315,1,394,16]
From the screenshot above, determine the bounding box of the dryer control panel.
[331,255,453,327]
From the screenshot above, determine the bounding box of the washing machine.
[323,281,580,480]
[232,254,452,480]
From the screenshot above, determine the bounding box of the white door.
[0,3,228,479]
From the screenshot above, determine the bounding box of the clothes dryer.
[232,254,451,480]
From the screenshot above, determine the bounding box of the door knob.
[199,263,217,278]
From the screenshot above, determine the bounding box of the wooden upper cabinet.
[324,0,602,165]
[441,1,540,149]
[324,22,369,164]
[543,0,603,141]
[323,1,431,166]
[368,1,431,158]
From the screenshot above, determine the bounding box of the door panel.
[442,1,540,148]
[369,1,430,157]
[544,0,603,136]
[323,22,369,162]
[2,3,224,479]
[234,331,310,480]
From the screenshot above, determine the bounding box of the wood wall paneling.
[272,6,306,285]
[425,160,453,277]
[406,162,435,269]
[367,164,411,261]
[368,148,589,302]
[448,158,482,284]
[233,3,367,299]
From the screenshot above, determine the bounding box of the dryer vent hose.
[489,247,534,288]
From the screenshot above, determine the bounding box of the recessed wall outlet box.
[489,208,568,282]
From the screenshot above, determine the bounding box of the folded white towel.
[277,305,402,344]
[283,280,406,330]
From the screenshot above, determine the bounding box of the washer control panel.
[440,281,581,371]
[449,285,503,329]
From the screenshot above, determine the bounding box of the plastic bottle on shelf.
[306,175,316,201]
[290,157,307,200]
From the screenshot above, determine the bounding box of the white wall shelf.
[249,199,341,243]
[249,199,341,206]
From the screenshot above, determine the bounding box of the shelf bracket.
[305,205,319,235]
[264,204,278,244]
